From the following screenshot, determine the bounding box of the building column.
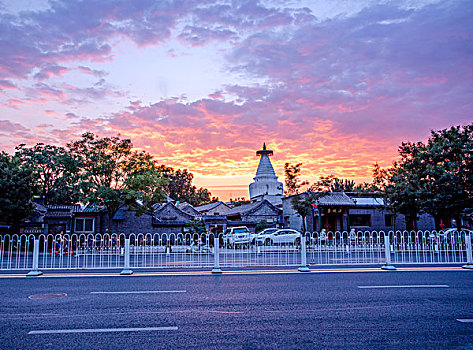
[342,211,348,231]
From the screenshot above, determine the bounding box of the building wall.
[205,203,230,216]
[242,204,280,229]
[349,208,387,231]
[110,210,154,235]
[282,198,303,231]
[388,212,435,231]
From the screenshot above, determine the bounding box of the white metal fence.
[0,230,472,275]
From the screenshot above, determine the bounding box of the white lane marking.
[29,326,178,335]
[457,319,473,323]
[90,290,186,294]
[358,285,449,289]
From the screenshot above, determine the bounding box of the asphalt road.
[0,270,472,349]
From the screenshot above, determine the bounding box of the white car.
[254,228,279,245]
[256,229,301,246]
[223,226,251,247]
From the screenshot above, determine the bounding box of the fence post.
[381,233,396,270]
[298,233,310,272]
[27,239,43,277]
[212,234,222,274]
[462,234,473,270]
[120,238,133,275]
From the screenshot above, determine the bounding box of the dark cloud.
[0,0,316,80]
[227,1,473,141]
[0,0,471,180]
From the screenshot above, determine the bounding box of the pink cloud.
[34,65,69,80]
[77,65,107,77]
[0,1,471,187]
[0,79,16,89]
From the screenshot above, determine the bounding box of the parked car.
[252,228,279,245]
[256,229,301,246]
[223,226,251,247]
[249,228,276,245]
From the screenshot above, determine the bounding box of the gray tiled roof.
[225,199,279,216]
[316,192,355,206]
[225,201,262,216]
[179,203,202,217]
[194,201,229,212]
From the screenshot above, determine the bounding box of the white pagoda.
[249,143,283,205]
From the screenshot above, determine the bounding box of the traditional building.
[283,193,354,232]
[194,201,231,216]
[179,203,203,219]
[225,199,282,232]
[249,143,283,205]
[282,192,436,232]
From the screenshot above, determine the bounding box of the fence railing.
[0,230,472,275]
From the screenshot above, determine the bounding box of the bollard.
[212,236,222,274]
[120,238,133,275]
[462,234,473,270]
[381,233,396,270]
[298,234,310,272]
[27,239,43,277]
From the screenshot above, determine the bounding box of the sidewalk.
[0,265,469,278]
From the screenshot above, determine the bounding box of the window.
[349,215,371,227]
[385,214,394,227]
[75,217,94,233]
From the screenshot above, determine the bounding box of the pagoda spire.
[256,142,273,157]
[249,143,283,202]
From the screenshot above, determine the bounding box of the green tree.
[418,125,473,228]
[379,142,427,230]
[0,152,35,230]
[156,165,215,206]
[372,124,473,230]
[67,133,167,228]
[15,143,79,205]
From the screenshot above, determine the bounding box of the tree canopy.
[374,124,473,229]
[67,133,168,226]
[15,143,79,205]
[156,165,215,206]
[0,152,35,227]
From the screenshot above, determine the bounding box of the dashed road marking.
[457,319,473,323]
[28,326,178,335]
[358,285,449,289]
[90,290,186,294]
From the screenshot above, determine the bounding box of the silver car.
[256,229,301,246]
[254,228,279,245]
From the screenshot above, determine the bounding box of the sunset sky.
[0,0,471,200]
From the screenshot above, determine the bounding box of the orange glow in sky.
[0,1,471,202]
